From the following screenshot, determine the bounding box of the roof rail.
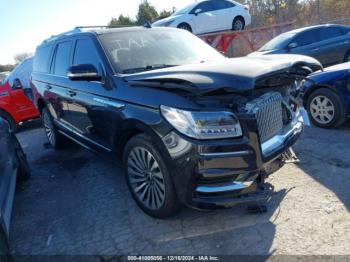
[42,27,82,44]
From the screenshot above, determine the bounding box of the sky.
[0,0,195,64]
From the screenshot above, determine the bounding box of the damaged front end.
[125,55,322,209]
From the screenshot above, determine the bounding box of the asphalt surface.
[9,120,350,257]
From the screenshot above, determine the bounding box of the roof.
[287,23,350,34]
[40,25,164,45]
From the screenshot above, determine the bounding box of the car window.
[33,45,53,73]
[7,58,33,89]
[53,41,72,76]
[196,1,214,13]
[293,29,320,47]
[214,0,235,10]
[73,39,100,72]
[320,27,345,41]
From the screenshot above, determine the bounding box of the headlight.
[161,19,175,27]
[160,105,242,140]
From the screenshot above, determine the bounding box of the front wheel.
[307,88,346,128]
[123,134,180,218]
[177,23,192,33]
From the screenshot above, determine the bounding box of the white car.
[152,0,251,35]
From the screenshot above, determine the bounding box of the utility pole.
[317,0,322,24]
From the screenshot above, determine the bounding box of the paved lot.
[9,120,350,256]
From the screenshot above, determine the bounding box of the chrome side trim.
[55,120,111,152]
[196,181,254,193]
[199,150,251,158]
[93,98,125,109]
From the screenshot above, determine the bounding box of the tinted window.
[294,29,320,46]
[196,1,214,12]
[8,58,33,89]
[73,39,100,71]
[214,0,235,10]
[33,45,53,73]
[320,27,344,41]
[53,41,72,76]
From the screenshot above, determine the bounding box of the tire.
[307,88,346,128]
[123,134,180,218]
[177,23,192,33]
[12,134,31,181]
[232,17,245,31]
[41,107,68,149]
[0,110,17,133]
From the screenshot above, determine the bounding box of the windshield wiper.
[122,64,179,74]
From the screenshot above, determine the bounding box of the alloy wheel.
[43,111,54,145]
[310,95,335,125]
[127,147,166,210]
[233,20,244,30]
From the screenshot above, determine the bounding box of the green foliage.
[108,15,136,27]
[136,0,159,25]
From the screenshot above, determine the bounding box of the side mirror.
[67,64,102,81]
[194,8,202,15]
[12,78,23,89]
[287,42,298,50]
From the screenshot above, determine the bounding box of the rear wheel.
[307,88,346,128]
[123,134,180,218]
[41,107,68,149]
[177,23,192,33]
[0,111,17,133]
[232,17,245,31]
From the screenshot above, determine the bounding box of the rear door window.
[320,27,345,41]
[52,41,72,76]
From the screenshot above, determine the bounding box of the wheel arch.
[233,15,245,25]
[303,84,343,107]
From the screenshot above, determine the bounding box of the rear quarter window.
[33,45,53,73]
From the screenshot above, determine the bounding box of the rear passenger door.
[317,27,350,66]
[48,40,74,126]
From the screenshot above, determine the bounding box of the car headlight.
[160,105,242,140]
[161,19,175,27]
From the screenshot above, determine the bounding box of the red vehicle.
[0,58,39,132]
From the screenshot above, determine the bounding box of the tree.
[158,8,175,20]
[108,15,136,26]
[14,52,32,65]
[136,0,158,25]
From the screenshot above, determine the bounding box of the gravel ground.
[8,120,350,257]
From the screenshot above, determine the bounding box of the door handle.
[68,90,76,97]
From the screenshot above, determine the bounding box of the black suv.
[31,26,322,218]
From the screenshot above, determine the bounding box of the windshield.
[172,3,197,16]
[99,29,224,74]
[259,33,296,51]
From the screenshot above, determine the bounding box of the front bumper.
[162,109,306,209]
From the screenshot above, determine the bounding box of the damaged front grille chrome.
[245,92,285,143]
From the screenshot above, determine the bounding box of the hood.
[322,62,350,72]
[248,50,282,56]
[124,55,322,95]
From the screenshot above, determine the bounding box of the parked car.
[0,117,31,258]
[302,62,350,128]
[249,24,350,67]
[152,0,251,34]
[0,58,40,132]
[31,26,321,218]
[0,72,10,84]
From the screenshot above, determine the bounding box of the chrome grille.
[245,92,284,143]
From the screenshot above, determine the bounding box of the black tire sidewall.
[123,134,179,218]
[0,111,17,133]
[12,134,31,181]
[177,23,192,33]
[307,88,346,128]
